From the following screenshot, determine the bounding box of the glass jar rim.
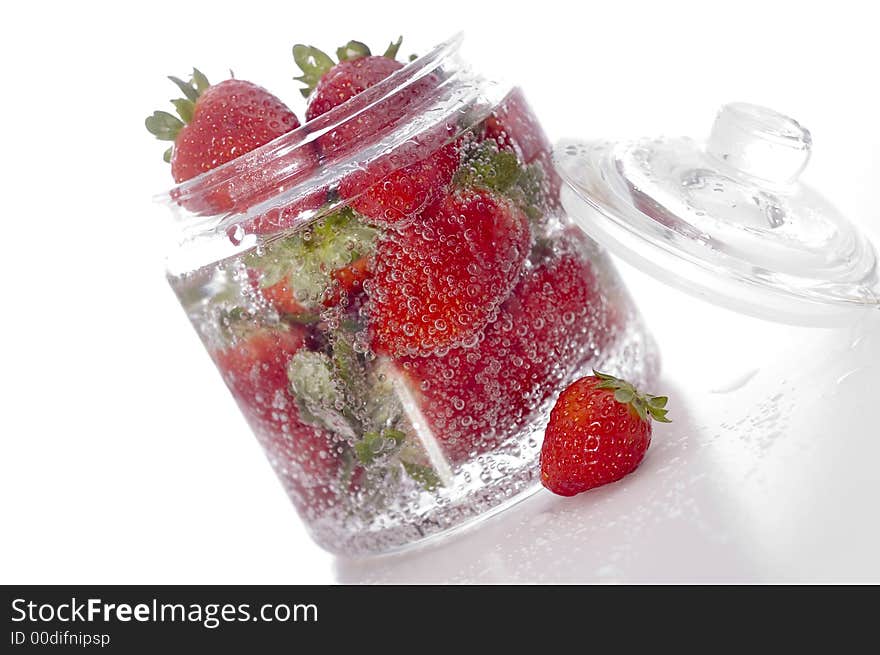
[155,33,500,241]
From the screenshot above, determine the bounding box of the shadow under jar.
[161,34,658,556]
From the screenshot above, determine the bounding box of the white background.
[1,0,878,583]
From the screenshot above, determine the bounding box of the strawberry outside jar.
[161,34,658,555]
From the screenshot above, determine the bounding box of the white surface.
[1,0,878,584]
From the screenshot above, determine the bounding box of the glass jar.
[161,34,658,555]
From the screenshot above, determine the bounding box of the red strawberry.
[213,326,307,423]
[540,372,670,497]
[146,70,301,184]
[305,55,404,121]
[260,275,310,316]
[396,240,609,463]
[322,256,372,307]
[296,42,423,157]
[294,39,455,228]
[211,325,343,506]
[481,88,561,207]
[342,138,461,229]
[233,147,327,237]
[257,256,374,315]
[146,69,322,228]
[496,251,606,415]
[368,189,530,357]
[483,89,550,164]
[172,82,299,182]
[246,205,378,317]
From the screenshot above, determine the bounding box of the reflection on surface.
[336,311,880,583]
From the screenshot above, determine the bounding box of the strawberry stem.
[593,369,672,423]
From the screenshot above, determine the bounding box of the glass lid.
[554,102,880,326]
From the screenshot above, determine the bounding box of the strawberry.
[146,69,323,230]
[322,256,372,307]
[235,164,327,237]
[368,189,531,357]
[496,250,606,415]
[397,239,609,463]
[540,371,670,497]
[480,88,561,209]
[212,325,344,506]
[295,40,417,158]
[295,38,407,122]
[260,275,310,316]
[254,256,372,317]
[341,138,461,229]
[212,326,307,428]
[305,56,404,121]
[507,226,633,372]
[482,89,550,165]
[294,38,458,228]
[146,69,301,184]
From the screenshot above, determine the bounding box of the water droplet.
[766,203,785,227]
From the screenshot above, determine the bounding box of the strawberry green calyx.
[355,429,406,465]
[593,369,672,423]
[285,321,442,491]
[401,461,441,491]
[145,68,211,162]
[288,350,360,439]
[455,140,545,221]
[293,37,406,97]
[455,140,521,193]
[168,67,210,105]
[144,112,183,162]
[337,40,371,62]
[383,36,403,59]
[218,306,259,342]
[244,206,378,308]
[292,45,336,97]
